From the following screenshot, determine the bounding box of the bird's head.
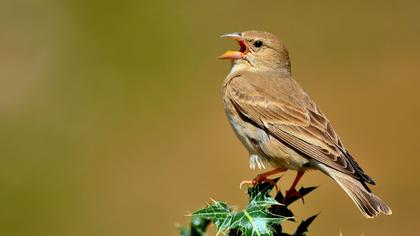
[219,31,291,73]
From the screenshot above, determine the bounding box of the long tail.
[318,164,392,218]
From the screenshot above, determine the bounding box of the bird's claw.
[239,175,279,192]
[239,180,254,189]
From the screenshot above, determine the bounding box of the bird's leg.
[240,168,287,191]
[283,171,305,204]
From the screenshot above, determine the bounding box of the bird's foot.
[283,187,304,204]
[239,174,279,192]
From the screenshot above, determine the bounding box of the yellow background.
[1,0,419,235]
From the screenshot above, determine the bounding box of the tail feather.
[318,164,392,218]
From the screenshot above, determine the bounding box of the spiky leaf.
[192,181,287,236]
[185,177,318,236]
[292,214,318,236]
[193,201,232,234]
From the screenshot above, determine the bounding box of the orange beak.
[218,32,248,60]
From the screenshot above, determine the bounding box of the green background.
[1,0,419,235]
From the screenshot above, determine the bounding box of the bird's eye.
[254,40,263,48]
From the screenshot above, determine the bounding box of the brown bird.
[219,30,392,218]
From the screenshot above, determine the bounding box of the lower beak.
[219,32,248,60]
[218,50,244,60]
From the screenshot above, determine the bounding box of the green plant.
[179,178,318,236]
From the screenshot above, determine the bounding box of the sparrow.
[219,30,392,218]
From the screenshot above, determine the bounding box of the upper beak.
[219,32,248,60]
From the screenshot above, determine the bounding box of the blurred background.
[1,0,419,235]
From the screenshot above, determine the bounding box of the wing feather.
[227,75,375,185]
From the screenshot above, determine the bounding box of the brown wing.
[227,74,375,185]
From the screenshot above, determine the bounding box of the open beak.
[218,32,248,60]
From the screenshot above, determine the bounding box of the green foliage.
[178,178,318,236]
